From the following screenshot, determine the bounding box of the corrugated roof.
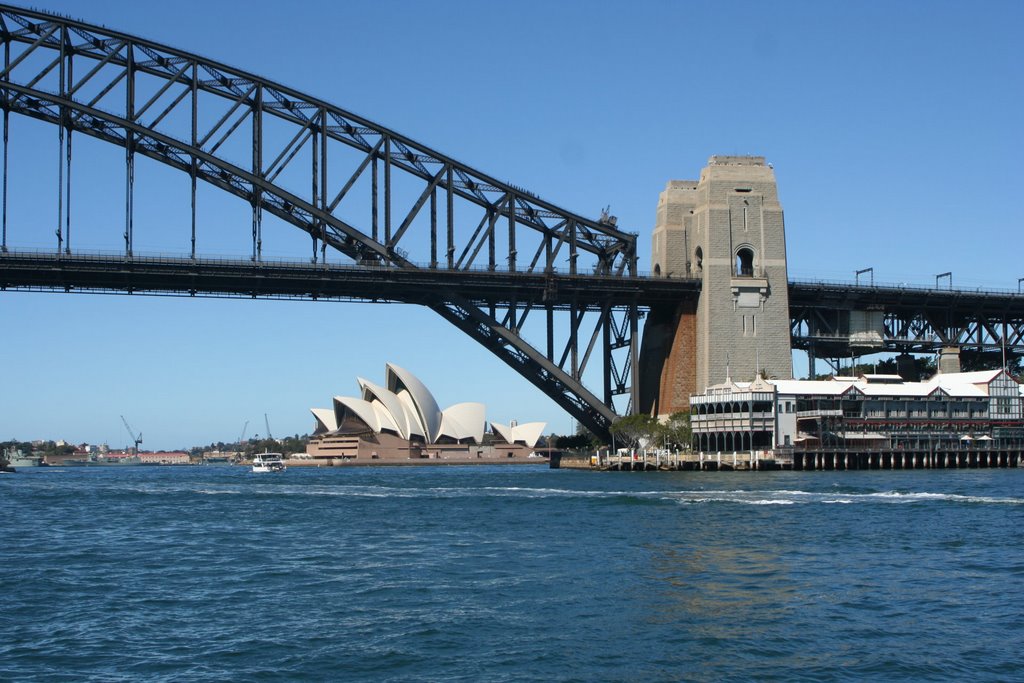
[861,374,905,383]
[770,376,988,399]
[700,369,1018,401]
[858,383,942,397]
[929,369,1005,397]
[772,380,857,396]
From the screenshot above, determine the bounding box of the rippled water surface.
[3,465,1024,681]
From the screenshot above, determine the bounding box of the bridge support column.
[938,346,962,374]
[638,300,697,416]
[642,156,793,418]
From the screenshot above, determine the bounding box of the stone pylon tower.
[639,156,793,417]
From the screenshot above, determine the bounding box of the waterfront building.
[690,369,1023,454]
[99,451,140,465]
[306,363,546,463]
[138,451,190,465]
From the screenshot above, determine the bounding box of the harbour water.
[3,465,1024,681]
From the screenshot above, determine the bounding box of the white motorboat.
[251,452,287,473]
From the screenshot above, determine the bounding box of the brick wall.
[658,301,697,414]
[639,299,697,416]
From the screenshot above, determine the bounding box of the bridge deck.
[0,251,699,307]
[3,252,1023,359]
[789,279,1024,314]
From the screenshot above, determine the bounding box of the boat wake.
[186,483,1024,506]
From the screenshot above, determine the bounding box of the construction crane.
[120,416,142,457]
[264,413,274,442]
[238,420,249,445]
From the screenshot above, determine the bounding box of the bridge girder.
[788,281,1024,361]
[0,5,643,437]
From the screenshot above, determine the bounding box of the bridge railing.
[0,247,665,280]
[790,277,1024,297]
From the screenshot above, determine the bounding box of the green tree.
[663,410,692,451]
[959,350,1022,374]
[812,355,938,380]
[609,413,661,450]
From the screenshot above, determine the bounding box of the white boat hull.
[251,453,287,473]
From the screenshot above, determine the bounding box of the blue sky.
[2,0,1022,450]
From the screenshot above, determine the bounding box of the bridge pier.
[641,156,793,418]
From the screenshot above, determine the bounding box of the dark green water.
[3,465,1023,681]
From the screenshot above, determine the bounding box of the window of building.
[736,247,754,277]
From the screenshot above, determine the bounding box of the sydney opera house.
[305,363,546,463]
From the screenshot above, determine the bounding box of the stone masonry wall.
[644,156,793,416]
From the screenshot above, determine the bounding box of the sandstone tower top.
[664,156,776,195]
[706,155,767,166]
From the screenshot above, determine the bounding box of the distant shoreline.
[19,458,550,470]
[285,458,548,468]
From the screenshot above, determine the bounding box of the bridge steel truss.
[0,5,645,438]
[789,281,1024,369]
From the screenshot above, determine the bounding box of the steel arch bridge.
[3,6,1023,441]
[0,4,650,438]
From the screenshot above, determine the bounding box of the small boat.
[251,452,287,473]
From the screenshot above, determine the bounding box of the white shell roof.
[371,401,403,435]
[387,363,442,442]
[311,408,338,434]
[333,396,381,433]
[492,421,547,448]
[395,390,426,439]
[359,378,414,439]
[439,402,486,443]
[491,423,514,445]
[312,363,544,447]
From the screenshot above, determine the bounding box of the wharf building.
[636,155,1024,469]
[689,369,1024,466]
[306,363,546,464]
